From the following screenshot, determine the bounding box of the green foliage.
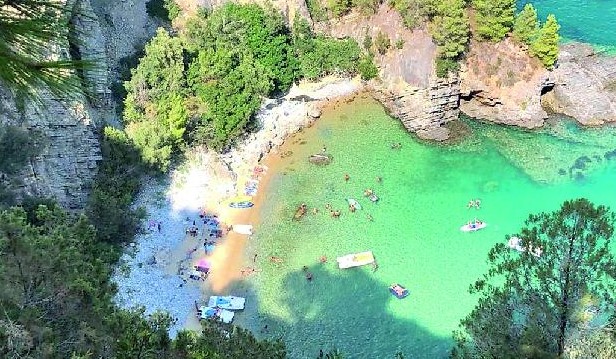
[125,4,363,158]
[529,14,560,68]
[513,3,539,45]
[328,0,352,17]
[146,0,181,21]
[472,0,515,41]
[174,321,286,358]
[454,199,616,358]
[375,31,391,55]
[292,17,362,80]
[363,30,373,52]
[430,0,469,58]
[0,205,118,358]
[389,0,434,29]
[435,57,460,77]
[353,0,381,15]
[307,0,329,21]
[395,39,405,49]
[123,28,187,170]
[87,127,146,245]
[0,0,90,102]
[358,55,379,80]
[0,125,43,175]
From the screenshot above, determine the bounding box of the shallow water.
[523,0,616,53]
[245,96,616,358]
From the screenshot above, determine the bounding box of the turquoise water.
[247,97,616,358]
[523,0,616,53]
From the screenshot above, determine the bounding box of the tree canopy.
[530,14,560,68]
[453,199,616,358]
[472,0,515,41]
[512,3,539,45]
[123,4,372,167]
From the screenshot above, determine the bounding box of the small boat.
[369,194,379,202]
[337,251,375,269]
[208,296,246,310]
[347,198,362,210]
[233,224,253,235]
[199,306,235,323]
[460,221,487,232]
[389,283,409,299]
[229,201,254,209]
[308,153,332,165]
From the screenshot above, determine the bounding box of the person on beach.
[349,204,356,213]
[157,222,161,232]
[331,210,341,218]
[312,208,319,215]
[320,255,328,263]
[367,214,374,222]
[344,174,350,181]
[325,203,332,211]
[322,146,327,153]
[253,253,258,263]
[376,176,382,183]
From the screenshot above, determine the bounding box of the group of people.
[467,199,481,209]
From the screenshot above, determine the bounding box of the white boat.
[208,296,246,310]
[460,221,487,232]
[347,198,362,210]
[233,224,253,235]
[508,236,542,257]
[199,306,235,323]
[337,251,375,269]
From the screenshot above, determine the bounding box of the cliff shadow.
[251,263,452,358]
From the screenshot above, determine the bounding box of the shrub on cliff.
[472,0,515,41]
[529,14,560,68]
[292,16,364,80]
[513,3,539,45]
[430,0,469,76]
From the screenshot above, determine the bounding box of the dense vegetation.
[453,199,616,357]
[123,4,373,170]
[472,0,515,41]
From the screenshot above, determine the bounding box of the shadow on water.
[251,263,451,359]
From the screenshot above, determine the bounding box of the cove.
[244,96,616,358]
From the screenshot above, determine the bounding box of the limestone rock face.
[325,5,459,140]
[542,43,616,125]
[459,38,549,128]
[0,89,102,209]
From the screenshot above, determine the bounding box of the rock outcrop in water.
[459,38,550,128]
[542,43,616,125]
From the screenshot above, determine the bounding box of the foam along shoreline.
[111,76,364,337]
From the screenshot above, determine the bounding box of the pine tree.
[530,14,560,68]
[430,0,469,59]
[513,3,539,45]
[453,199,616,358]
[0,0,89,102]
[472,0,515,41]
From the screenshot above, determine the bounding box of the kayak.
[229,201,254,209]
[460,222,487,232]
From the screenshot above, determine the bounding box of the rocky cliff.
[322,5,460,141]
[542,43,616,125]
[459,38,550,128]
[0,0,158,208]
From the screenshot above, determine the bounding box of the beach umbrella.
[196,258,211,272]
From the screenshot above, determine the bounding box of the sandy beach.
[112,76,364,336]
